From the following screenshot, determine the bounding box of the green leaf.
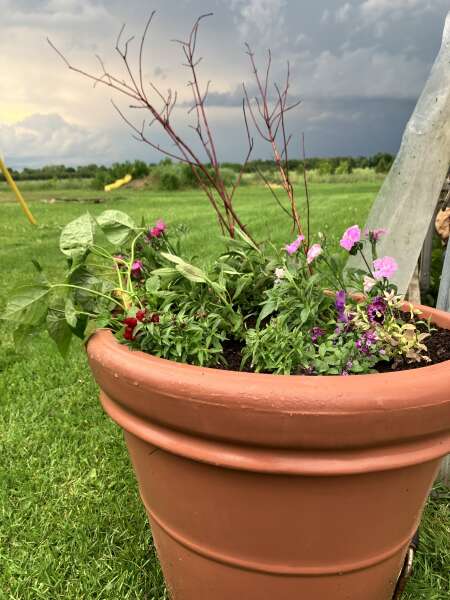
[96,210,136,246]
[160,252,186,266]
[234,227,260,252]
[4,285,49,326]
[258,300,276,324]
[65,296,78,328]
[47,308,72,357]
[13,324,36,349]
[145,275,161,293]
[175,263,208,284]
[300,307,310,324]
[60,212,96,259]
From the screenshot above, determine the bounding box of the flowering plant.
[4,13,433,375]
[4,212,431,375]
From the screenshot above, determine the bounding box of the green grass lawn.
[0,183,449,599]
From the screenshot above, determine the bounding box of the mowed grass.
[0,183,449,599]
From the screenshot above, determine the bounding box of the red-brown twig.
[48,13,256,244]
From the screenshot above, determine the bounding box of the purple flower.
[311,327,325,343]
[285,235,305,255]
[335,290,348,323]
[373,256,398,280]
[307,243,322,264]
[131,260,143,278]
[367,296,387,324]
[356,330,378,355]
[340,225,361,251]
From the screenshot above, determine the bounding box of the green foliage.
[159,171,181,191]
[4,202,436,376]
[0,186,447,599]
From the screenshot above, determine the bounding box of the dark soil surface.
[217,321,450,375]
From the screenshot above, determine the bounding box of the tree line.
[1,153,394,189]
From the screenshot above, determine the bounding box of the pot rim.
[88,302,450,384]
[87,303,450,453]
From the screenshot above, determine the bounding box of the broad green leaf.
[47,308,72,357]
[60,212,96,258]
[96,210,136,246]
[145,275,161,293]
[4,285,49,326]
[65,296,78,328]
[13,324,36,349]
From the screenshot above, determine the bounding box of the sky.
[0,0,449,169]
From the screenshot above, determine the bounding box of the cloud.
[359,0,435,23]
[230,0,287,45]
[0,113,110,168]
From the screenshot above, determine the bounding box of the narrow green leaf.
[258,300,276,324]
[175,263,208,283]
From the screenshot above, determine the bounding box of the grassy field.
[0,182,449,599]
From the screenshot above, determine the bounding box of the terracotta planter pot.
[87,305,450,600]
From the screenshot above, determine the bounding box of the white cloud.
[336,3,353,24]
[0,114,110,167]
[230,0,287,45]
[359,0,436,23]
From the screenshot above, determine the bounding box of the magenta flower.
[340,225,361,251]
[311,327,325,343]
[131,260,143,278]
[148,219,167,239]
[373,256,398,280]
[285,235,304,255]
[307,243,322,264]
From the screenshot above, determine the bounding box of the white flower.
[363,276,376,292]
[274,267,285,279]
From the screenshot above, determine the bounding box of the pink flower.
[363,276,376,292]
[148,219,166,239]
[307,243,322,264]
[285,235,305,255]
[131,260,143,277]
[373,256,398,280]
[340,225,361,251]
[370,228,387,242]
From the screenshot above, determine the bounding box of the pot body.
[87,305,450,600]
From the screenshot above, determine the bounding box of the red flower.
[123,317,138,328]
[124,327,135,341]
[150,313,160,323]
[136,309,146,322]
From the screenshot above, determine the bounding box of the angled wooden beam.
[348,12,450,295]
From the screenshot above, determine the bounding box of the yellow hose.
[0,156,37,225]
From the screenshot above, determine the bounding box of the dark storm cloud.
[0,0,448,166]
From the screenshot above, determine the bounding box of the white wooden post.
[348,11,450,295]
[348,12,450,486]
